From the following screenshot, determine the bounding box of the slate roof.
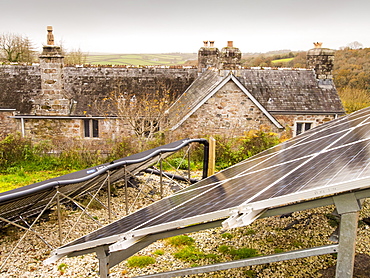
[166,68,345,130]
[236,69,344,113]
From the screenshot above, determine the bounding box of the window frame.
[83,119,99,138]
[294,121,314,136]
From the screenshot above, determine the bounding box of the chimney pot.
[227,41,233,47]
[209,41,215,47]
[203,41,209,47]
[314,42,323,48]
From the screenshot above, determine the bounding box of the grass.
[271,57,294,64]
[127,256,156,268]
[0,169,80,193]
[166,235,195,247]
[86,53,197,66]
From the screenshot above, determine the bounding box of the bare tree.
[0,32,36,63]
[58,40,87,65]
[95,81,173,140]
[64,47,87,65]
[347,41,363,50]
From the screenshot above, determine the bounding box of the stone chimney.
[218,41,241,70]
[198,40,219,73]
[38,26,69,115]
[307,42,335,80]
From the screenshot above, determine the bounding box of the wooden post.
[207,136,216,176]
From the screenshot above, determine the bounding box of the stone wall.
[274,114,336,137]
[22,117,135,140]
[0,111,18,138]
[171,81,281,137]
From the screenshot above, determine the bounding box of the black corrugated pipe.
[143,168,200,184]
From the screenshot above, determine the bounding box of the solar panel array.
[55,106,370,257]
[0,138,208,228]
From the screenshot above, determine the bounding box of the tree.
[338,87,370,113]
[58,40,87,65]
[95,81,173,140]
[347,41,363,50]
[0,32,36,63]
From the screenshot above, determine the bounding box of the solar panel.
[49,106,370,261]
[0,138,208,228]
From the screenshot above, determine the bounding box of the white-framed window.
[83,119,99,138]
[295,121,313,136]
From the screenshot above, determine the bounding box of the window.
[295,122,312,136]
[84,119,99,138]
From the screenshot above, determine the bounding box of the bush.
[126,256,156,268]
[214,128,281,169]
[221,232,234,239]
[218,245,259,259]
[166,235,195,247]
[153,249,165,256]
[0,133,34,170]
[173,246,205,261]
[230,247,259,259]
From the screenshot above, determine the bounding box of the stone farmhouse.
[0,28,345,150]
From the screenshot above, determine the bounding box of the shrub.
[218,245,259,259]
[127,256,156,268]
[166,235,195,247]
[0,133,34,170]
[229,247,259,259]
[218,245,231,254]
[214,128,281,170]
[153,249,165,256]
[173,246,205,261]
[221,232,234,239]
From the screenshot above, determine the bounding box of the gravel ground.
[1,173,370,277]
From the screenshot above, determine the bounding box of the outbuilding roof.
[166,68,345,130]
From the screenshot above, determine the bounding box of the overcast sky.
[1,0,369,54]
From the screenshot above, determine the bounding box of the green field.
[86,53,197,66]
[271,57,294,64]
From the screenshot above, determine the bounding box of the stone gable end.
[172,80,280,137]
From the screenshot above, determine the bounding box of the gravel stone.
[1,173,370,277]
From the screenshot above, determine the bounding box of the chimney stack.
[218,41,241,70]
[307,42,335,81]
[198,40,219,72]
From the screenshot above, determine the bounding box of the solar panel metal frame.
[0,138,209,229]
[47,106,370,267]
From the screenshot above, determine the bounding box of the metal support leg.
[187,150,191,184]
[96,247,110,278]
[160,157,163,198]
[107,171,112,221]
[56,187,63,245]
[333,193,361,278]
[124,166,129,214]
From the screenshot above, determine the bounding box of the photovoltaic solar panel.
[50,106,370,259]
[0,139,208,228]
